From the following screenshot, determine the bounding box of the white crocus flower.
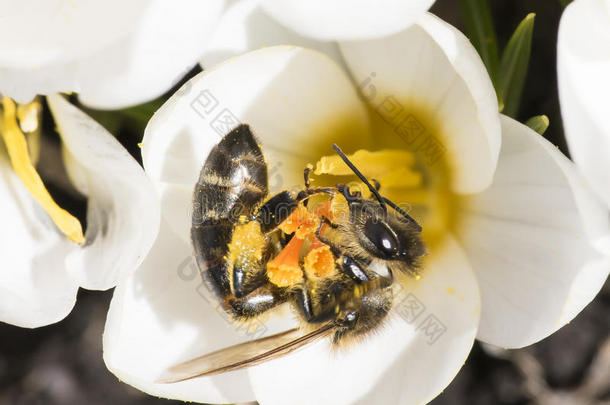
[201,0,434,68]
[103,12,610,405]
[558,0,610,208]
[0,94,159,327]
[0,0,224,109]
[0,0,223,327]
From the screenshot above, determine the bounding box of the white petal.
[249,236,480,405]
[558,0,610,208]
[0,0,225,108]
[142,46,370,242]
[458,115,610,349]
[340,13,501,194]
[0,0,147,68]
[103,219,296,403]
[201,0,343,68]
[47,94,160,290]
[77,0,225,109]
[261,0,435,41]
[0,156,78,327]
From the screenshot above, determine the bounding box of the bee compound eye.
[364,218,400,259]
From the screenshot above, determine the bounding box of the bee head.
[331,144,426,274]
[349,199,425,273]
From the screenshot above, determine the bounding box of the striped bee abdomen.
[191,124,269,300]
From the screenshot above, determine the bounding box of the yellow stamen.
[304,238,335,278]
[16,100,42,133]
[330,193,349,219]
[277,205,306,235]
[312,199,333,220]
[376,167,422,189]
[314,149,414,177]
[278,204,320,239]
[314,149,421,191]
[267,236,305,287]
[0,97,85,244]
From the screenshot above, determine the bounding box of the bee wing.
[156,323,337,383]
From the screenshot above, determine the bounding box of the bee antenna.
[332,144,387,213]
[382,197,422,232]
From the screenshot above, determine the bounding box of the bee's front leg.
[314,216,339,247]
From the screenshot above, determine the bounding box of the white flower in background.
[558,0,610,208]
[0,0,224,109]
[102,11,610,405]
[0,95,159,327]
[0,0,224,327]
[201,0,435,68]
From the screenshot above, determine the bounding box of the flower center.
[0,97,85,244]
[310,105,457,251]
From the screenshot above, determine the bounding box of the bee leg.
[319,215,339,229]
[302,166,336,195]
[371,178,381,191]
[293,283,337,324]
[228,285,287,319]
[314,215,340,248]
[232,263,268,298]
[296,187,336,208]
[304,166,313,189]
[294,285,314,321]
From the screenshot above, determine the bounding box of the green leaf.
[80,108,122,135]
[525,115,549,135]
[559,0,573,8]
[460,0,503,108]
[119,97,165,123]
[500,13,535,118]
[80,96,166,137]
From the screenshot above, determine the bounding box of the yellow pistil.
[0,97,85,244]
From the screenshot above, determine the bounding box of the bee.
[159,124,425,383]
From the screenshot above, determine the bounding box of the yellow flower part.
[314,148,422,193]
[314,149,416,177]
[16,101,42,133]
[303,238,336,278]
[0,97,85,244]
[266,236,305,287]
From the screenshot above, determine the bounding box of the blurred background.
[1,1,609,404]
